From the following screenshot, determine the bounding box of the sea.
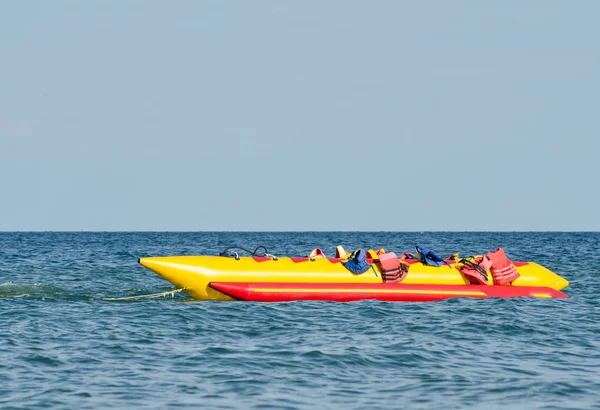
[0,232,599,409]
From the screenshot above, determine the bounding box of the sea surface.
[0,232,599,409]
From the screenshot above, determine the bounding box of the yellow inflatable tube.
[138,256,569,301]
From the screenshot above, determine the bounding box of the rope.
[219,246,269,257]
[219,245,278,260]
[104,288,187,301]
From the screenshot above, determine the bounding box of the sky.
[1,1,598,231]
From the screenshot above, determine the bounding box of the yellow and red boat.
[138,247,569,302]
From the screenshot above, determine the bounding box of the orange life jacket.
[378,252,409,283]
[486,248,520,285]
[458,256,492,285]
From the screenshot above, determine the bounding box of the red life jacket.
[378,252,409,283]
[486,248,520,285]
[458,256,492,285]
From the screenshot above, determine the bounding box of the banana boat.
[138,246,569,302]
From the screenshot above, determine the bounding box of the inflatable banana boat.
[138,246,569,302]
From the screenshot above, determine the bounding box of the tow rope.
[104,288,187,301]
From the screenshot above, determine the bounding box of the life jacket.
[378,252,409,283]
[486,248,520,285]
[415,246,452,268]
[342,249,373,274]
[458,256,492,285]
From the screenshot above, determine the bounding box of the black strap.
[381,263,409,282]
[458,258,488,281]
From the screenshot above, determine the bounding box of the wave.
[0,282,188,302]
[0,282,79,299]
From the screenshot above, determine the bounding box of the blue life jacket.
[342,249,372,274]
[415,246,452,268]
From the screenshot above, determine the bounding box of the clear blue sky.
[1,1,598,231]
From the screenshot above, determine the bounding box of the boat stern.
[513,262,569,291]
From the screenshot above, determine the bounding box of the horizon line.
[1,230,599,233]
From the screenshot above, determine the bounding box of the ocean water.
[0,232,599,409]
